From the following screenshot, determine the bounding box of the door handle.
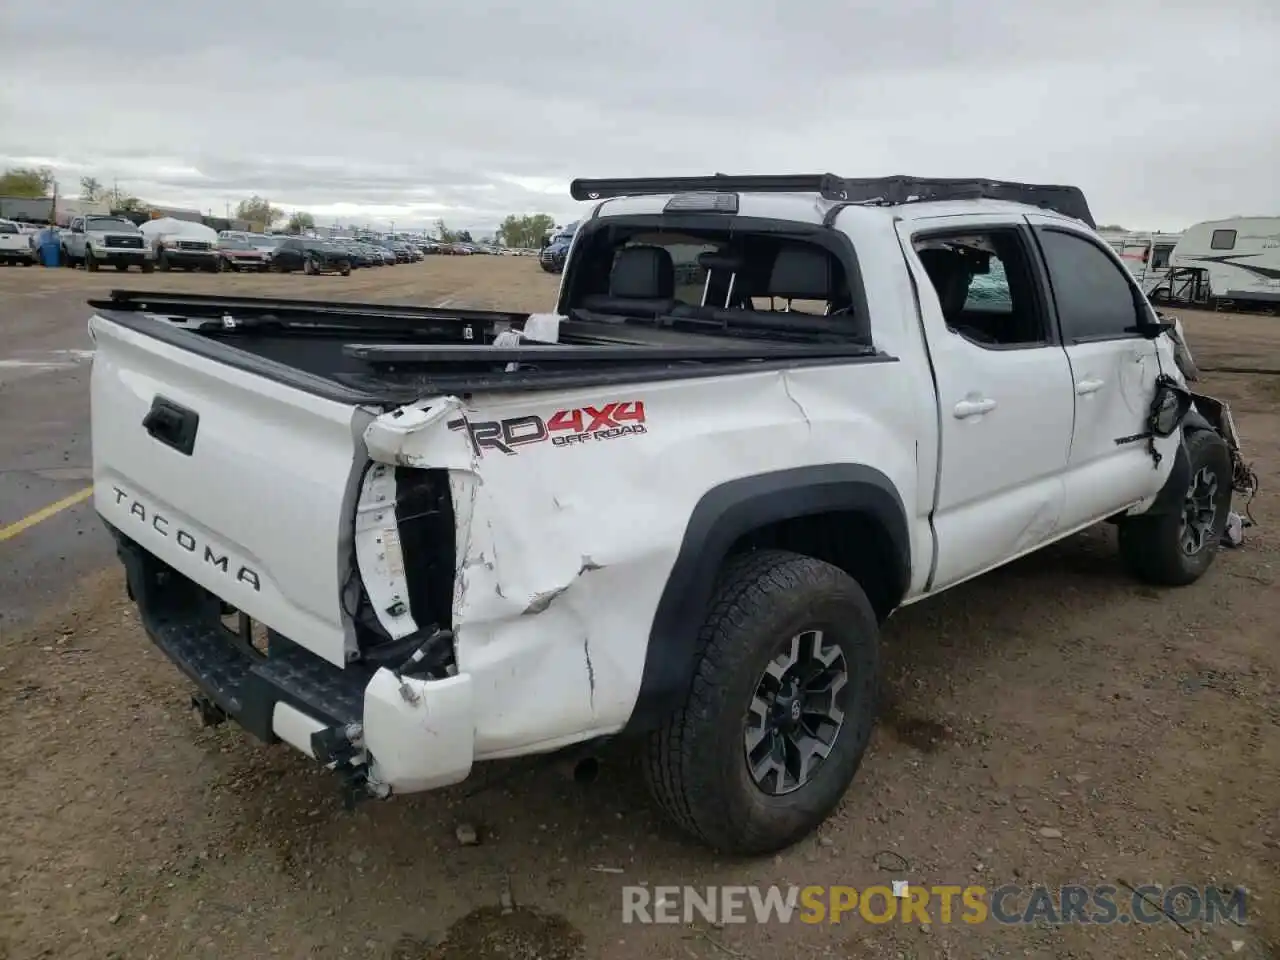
[142,396,200,456]
[1076,378,1105,395]
[953,398,997,419]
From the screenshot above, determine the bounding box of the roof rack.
[568,173,1095,228]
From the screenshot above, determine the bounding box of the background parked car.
[270,237,352,276]
[142,217,220,273]
[0,218,37,265]
[62,215,155,272]
[217,236,270,272]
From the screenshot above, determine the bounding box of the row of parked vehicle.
[1,214,538,275]
[216,232,429,275]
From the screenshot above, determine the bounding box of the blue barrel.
[40,234,60,267]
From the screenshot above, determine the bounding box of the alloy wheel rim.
[1180,466,1220,555]
[743,629,849,796]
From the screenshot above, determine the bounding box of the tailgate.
[90,313,372,667]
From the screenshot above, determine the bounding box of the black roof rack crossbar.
[569,173,1095,227]
[570,174,843,202]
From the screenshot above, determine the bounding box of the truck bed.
[88,290,887,404]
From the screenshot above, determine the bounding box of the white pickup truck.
[0,218,36,265]
[88,174,1247,854]
[62,214,155,272]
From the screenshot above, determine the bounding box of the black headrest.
[611,246,674,299]
[697,250,744,274]
[916,247,974,317]
[768,246,833,300]
[916,246,972,277]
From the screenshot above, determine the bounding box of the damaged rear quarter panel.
[368,361,923,758]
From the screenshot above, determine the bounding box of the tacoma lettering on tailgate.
[112,487,262,591]
[447,400,647,457]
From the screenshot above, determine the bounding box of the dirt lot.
[1,258,1277,960]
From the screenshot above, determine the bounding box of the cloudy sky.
[1,1,1276,233]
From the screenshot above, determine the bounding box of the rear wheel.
[1118,429,1233,586]
[339,263,351,277]
[644,549,880,855]
[141,261,155,274]
[115,263,129,272]
[303,257,316,275]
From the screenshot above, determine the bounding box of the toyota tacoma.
[88,174,1249,854]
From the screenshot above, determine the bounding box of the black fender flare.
[624,464,910,734]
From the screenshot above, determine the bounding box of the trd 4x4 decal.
[448,401,647,456]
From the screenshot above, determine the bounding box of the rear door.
[1025,216,1171,526]
[899,215,1076,591]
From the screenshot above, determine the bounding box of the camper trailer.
[1098,230,1182,292]
[1148,217,1280,310]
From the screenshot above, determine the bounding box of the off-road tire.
[644,549,880,855]
[1118,429,1233,586]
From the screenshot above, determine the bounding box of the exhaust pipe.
[554,754,601,784]
[570,756,600,784]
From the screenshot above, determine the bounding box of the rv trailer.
[1147,217,1280,312]
[1098,230,1183,292]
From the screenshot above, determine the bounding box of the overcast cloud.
[1,0,1276,232]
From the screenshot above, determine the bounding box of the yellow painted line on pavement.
[0,486,94,544]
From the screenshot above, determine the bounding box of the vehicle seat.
[698,250,753,309]
[916,248,987,339]
[766,246,833,308]
[580,245,677,317]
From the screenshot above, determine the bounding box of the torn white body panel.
[353,462,420,640]
[362,667,475,792]
[364,362,927,758]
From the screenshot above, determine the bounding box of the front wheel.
[339,263,351,277]
[141,261,155,274]
[303,257,316,275]
[1118,429,1233,586]
[85,249,99,272]
[644,549,880,855]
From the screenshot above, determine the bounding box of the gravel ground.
[0,259,1276,959]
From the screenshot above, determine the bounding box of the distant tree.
[286,211,316,233]
[496,213,555,249]
[456,229,473,243]
[1096,224,1128,232]
[434,218,458,242]
[0,166,54,198]
[79,176,105,202]
[236,195,284,230]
